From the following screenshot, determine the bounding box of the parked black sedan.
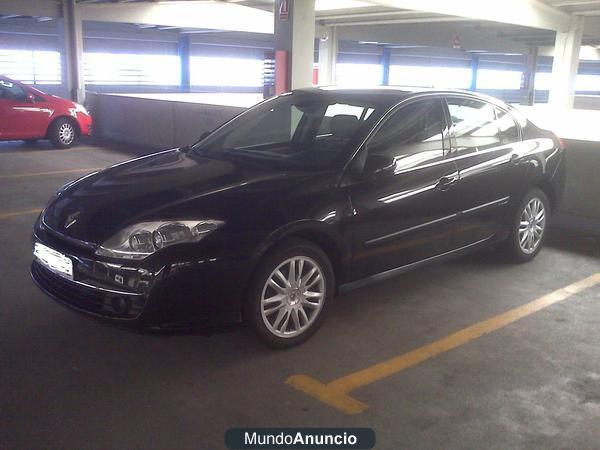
[31,88,565,348]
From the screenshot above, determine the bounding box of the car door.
[0,79,49,139]
[345,97,460,281]
[444,96,526,248]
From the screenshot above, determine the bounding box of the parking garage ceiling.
[1,0,600,49]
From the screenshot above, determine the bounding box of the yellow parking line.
[0,167,100,180]
[0,208,42,220]
[286,273,600,415]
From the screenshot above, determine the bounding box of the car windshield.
[191,91,389,171]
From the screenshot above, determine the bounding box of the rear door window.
[446,97,501,156]
[495,108,520,144]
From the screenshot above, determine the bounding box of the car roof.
[297,86,503,103]
[294,86,524,120]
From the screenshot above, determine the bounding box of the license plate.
[34,243,73,280]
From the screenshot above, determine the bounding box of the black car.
[31,88,566,348]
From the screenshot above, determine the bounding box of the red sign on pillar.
[275,50,289,94]
[452,34,461,49]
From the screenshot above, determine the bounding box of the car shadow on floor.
[0,140,57,153]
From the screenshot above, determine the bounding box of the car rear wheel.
[49,118,77,148]
[245,239,334,348]
[505,188,549,262]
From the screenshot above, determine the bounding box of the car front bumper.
[31,226,250,330]
[76,113,93,137]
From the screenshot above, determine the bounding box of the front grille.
[32,262,147,319]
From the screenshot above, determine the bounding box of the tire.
[244,239,335,349]
[49,118,77,148]
[504,188,550,262]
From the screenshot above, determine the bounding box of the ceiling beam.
[79,1,274,34]
[317,9,427,20]
[324,16,472,26]
[366,0,573,31]
[552,0,600,6]
[0,0,61,18]
[338,22,531,53]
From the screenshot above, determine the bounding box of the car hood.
[42,149,317,244]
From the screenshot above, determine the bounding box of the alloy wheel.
[260,256,325,338]
[518,197,546,254]
[58,122,75,145]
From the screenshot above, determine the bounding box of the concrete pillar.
[469,54,479,91]
[274,0,316,90]
[549,16,584,109]
[178,34,191,93]
[61,0,84,103]
[520,46,538,106]
[317,26,338,86]
[381,47,391,86]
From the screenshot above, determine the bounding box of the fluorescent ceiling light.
[81,1,274,34]
[483,52,523,56]
[316,0,372,11]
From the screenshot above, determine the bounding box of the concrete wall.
[86,92,245,149]
[574,95,600,110]
[554,139,600,234]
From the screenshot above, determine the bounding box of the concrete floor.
[1,139,599,450]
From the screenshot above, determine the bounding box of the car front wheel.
[505,188,549,262]
[49,118,77,148]
[245,239,334,348]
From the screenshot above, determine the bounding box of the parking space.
[1,139,599,449]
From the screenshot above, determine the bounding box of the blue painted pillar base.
[178,34,191,93]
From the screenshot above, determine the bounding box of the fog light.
[111,295,129,314]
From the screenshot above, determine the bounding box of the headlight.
[95,220,224,260]
[69,103,89,117]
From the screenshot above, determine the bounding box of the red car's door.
[0,79,49,139]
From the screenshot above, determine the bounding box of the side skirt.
[338,236,495,294]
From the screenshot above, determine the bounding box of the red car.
[0,76,92,148]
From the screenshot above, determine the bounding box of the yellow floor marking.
[287,273,600,415]
[0,167,100,180]
[0,208,42,220]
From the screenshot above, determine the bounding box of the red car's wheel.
[49,118,77,148]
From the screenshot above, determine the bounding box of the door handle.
[436,174,459,191]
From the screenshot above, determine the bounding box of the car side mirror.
[363,153,396,181]
[26,93,35,103]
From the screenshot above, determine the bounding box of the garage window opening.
[389,65,472,89]
[0,49,61,85]
[83,52,180,86]
[190,56,264,88]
